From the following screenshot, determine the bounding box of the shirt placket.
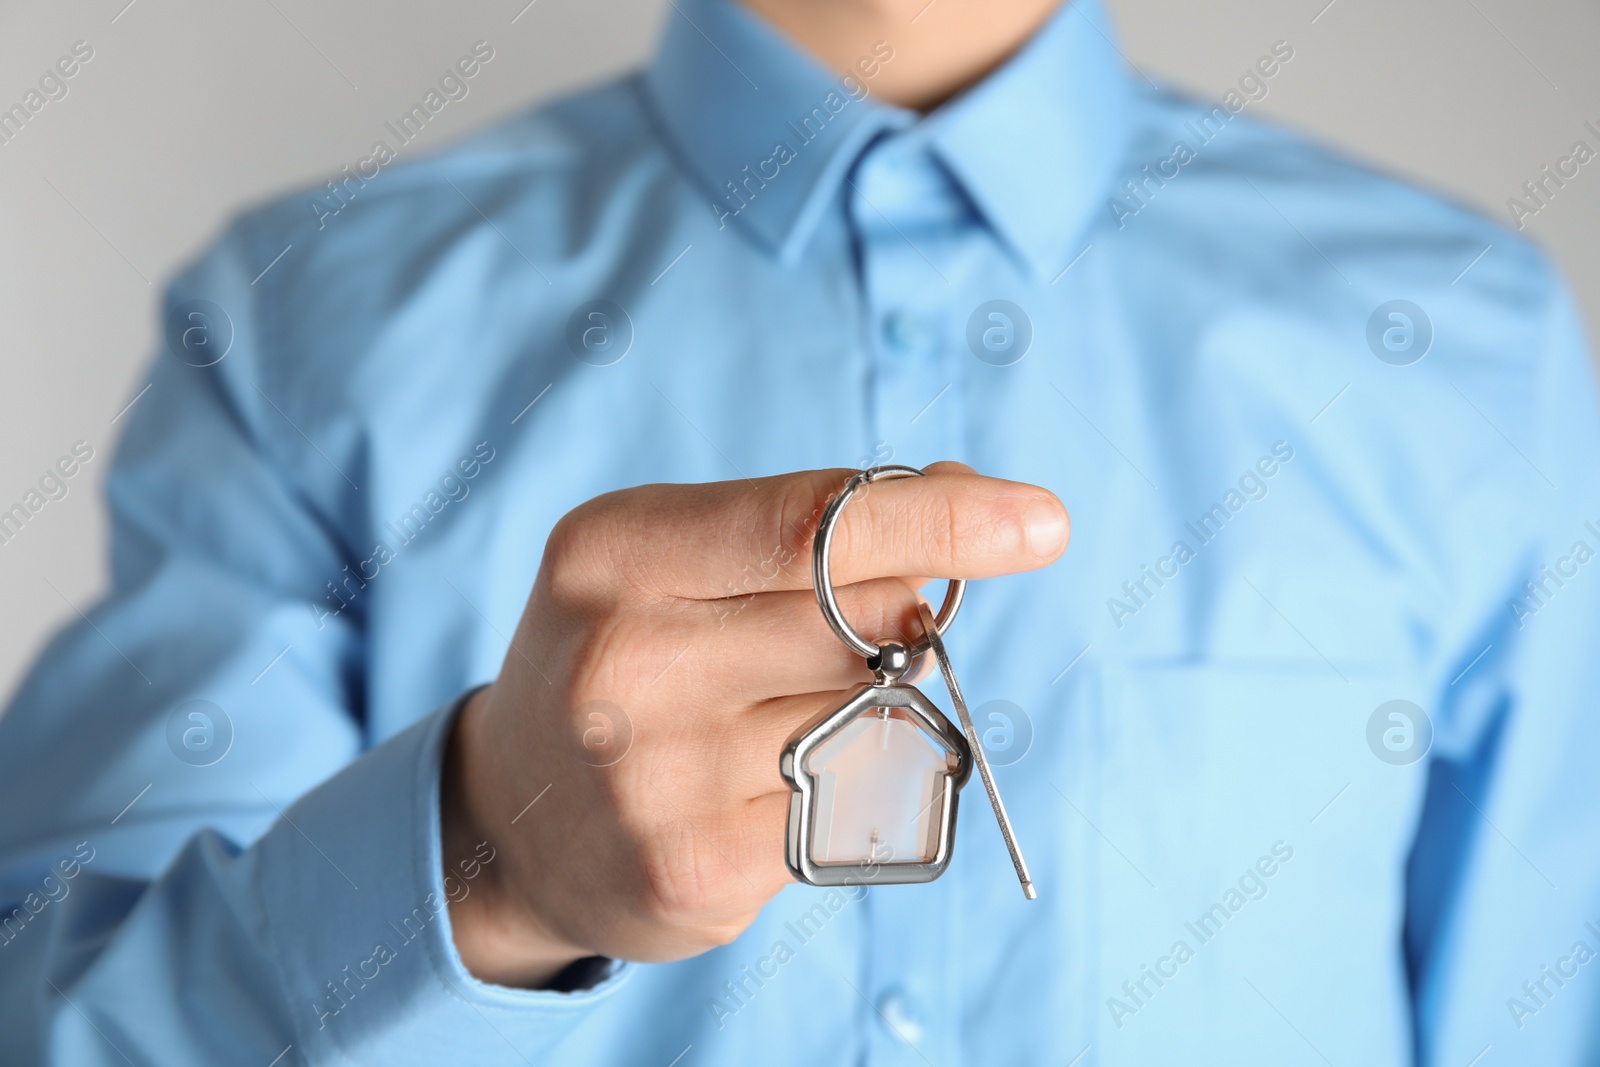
[847,141,969,477]
[844,136,971,1067]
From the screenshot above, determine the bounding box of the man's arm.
[0,227,628,1064]
[1409,273,1600,1064]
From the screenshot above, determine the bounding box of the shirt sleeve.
[1408,268,1600,1065]
[0,221,630,1066]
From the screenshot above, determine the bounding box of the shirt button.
[876,989,925,1045]
[882,310,938,356]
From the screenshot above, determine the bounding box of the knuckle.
[544,491,653,605]
[634,829,707,921]
[590,757,642,817]
[566,614,656,697]
[543,505,609,604]
[756,474,834,588]
[565,629,622,703]
[632,808,752,930]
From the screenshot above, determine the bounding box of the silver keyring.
[812,464,966,661]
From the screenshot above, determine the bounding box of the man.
[1,0,1596,1062]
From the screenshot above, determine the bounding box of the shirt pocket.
[1090,658,1430,1067]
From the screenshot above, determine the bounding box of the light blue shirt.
[3,0,1598,1063]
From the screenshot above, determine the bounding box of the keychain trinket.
[780,465,1036,897]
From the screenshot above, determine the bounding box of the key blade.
[916,602,1037,900]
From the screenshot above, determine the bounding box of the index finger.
[577,461,1069,600]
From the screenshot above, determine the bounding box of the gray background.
[1,0,1596,704]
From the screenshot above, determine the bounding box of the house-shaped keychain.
[782,681,971,886]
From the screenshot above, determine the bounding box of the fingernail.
[1023,500,1068,559]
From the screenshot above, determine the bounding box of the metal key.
[916,599,1036,899]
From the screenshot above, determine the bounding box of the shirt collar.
[641,0,1133,277]
[922,0,1132,278]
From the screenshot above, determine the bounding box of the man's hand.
[440,462,1069,987]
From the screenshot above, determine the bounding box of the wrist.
[442,685,588,987]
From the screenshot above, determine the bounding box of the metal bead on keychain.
[780,464,1037,898]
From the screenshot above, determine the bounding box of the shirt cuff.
[248,691,633,1064]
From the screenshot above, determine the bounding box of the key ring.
[812,465,966,663]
